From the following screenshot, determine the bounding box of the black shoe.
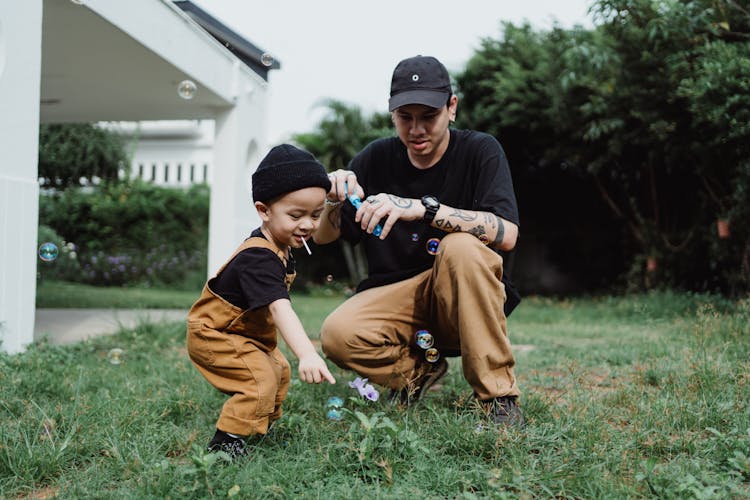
[389,358,449,406]
[483,396,525,428]
[207,429,247,458]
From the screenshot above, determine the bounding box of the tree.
[456,0,750,293]
[38,123,129,189]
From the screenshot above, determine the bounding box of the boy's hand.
[298,353,336,384]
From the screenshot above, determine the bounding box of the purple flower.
[348,376,367,390]
[348,377,379,401]
[362,383,379,401]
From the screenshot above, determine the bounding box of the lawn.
[36,280,200,309]
[2,291,748,498]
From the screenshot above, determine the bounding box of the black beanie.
[251,144,331,203]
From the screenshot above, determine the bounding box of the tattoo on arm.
[468,225,489,242]
[484,212,497,228]
[437,207,503,247]
[449,208,478,222]
[493,216,505,246]
[388,195,412,208]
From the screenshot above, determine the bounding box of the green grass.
[36,280,200,309]
[3,291,749,498]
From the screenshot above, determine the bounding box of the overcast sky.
[191,0,595,144]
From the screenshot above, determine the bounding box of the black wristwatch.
[421,195,440,224]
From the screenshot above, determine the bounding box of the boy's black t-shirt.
[340,129,519,292]
[209,228,294,310]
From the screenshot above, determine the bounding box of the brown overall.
[186,237,294,436]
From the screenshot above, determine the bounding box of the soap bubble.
[326,408,342,421]
[260,53,274,67]
[326,396,344,408]
[411,233,419,242]
[426,238,441,255]
[38,242,59,262]
[177,80,197,100]
[325,274,334,283]
[107,348,124,365]
[415,330,434,349]
[424,348,440,363]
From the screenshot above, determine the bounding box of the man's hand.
[355,193,424,239]
[327,169,364,203]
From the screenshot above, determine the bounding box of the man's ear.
[255,201,271,221]
[448,95,458,122]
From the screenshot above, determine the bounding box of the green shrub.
[36,225,83,283]
[39,181,209,288]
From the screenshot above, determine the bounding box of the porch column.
[0,0,43,353]
[208,67,268,275]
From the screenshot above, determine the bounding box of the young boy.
[187,144,336,457]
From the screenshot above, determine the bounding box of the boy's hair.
[252,144,331,203]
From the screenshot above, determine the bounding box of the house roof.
[174,1,281,80]
[40,0,277,123]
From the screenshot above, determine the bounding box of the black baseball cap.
[388,55,452,111]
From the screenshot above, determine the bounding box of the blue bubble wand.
[345,182,383,237]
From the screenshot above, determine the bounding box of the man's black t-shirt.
[340,129,519,293]
[209,228,294,310]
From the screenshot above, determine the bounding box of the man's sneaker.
[207,429,247,458]
[389,358,449,406]
[482,396,525,428]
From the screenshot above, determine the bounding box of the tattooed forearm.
[435,205,507,248]
[449,208,478,222]
[493,215,505,246]
[388,194,412,208]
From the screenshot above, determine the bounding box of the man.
[313,55,523,426]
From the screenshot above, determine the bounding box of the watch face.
[423,196,439,208]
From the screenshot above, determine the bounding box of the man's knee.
[437,233,502,269]
[320,311,350,363]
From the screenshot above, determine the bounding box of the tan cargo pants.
[321,232,520,401]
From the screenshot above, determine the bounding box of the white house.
[0,0,279,353]
[110,119,216,187]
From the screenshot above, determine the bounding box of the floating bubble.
[424,347,440,363]
[326,408,342,421]
[177,80,197,100]
[411,233,419,242]
[325,274,334,283]
[426,238,440,255]
[107,348,124,365]
[38,242,59,262]
[326,396,344,408]
[260,53,274,67]
[415,330,434,349]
